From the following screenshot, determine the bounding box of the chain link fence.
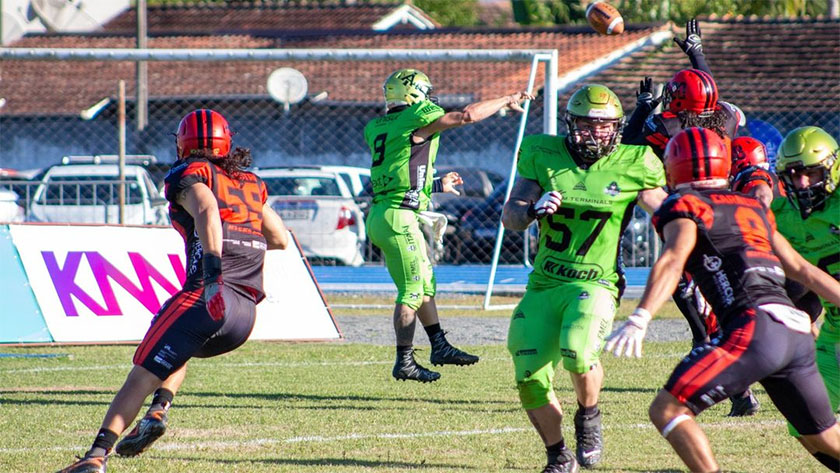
[1,51,837,268]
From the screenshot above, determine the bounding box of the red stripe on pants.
[133,289,201,366]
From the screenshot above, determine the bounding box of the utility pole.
[136,0,148,130]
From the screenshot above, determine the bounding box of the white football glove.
[604,308,652,358]
[533,191,563,219]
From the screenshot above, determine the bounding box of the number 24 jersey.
[517,135,665,294]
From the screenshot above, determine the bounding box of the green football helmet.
[565,84,625,162]
[383,69,433,108]
[776,126,840,218]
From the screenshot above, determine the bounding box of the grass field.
[0,327,826,472]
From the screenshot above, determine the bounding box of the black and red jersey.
[731,166,786,199]
[624,107,740,159]
[164,157,268,301]
[652,188,791,323]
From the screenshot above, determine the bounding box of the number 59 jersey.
[517,135,666,294]
[165,157,268,300]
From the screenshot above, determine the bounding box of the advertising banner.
[7,224,340,343]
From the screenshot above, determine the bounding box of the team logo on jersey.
[830,224,840,236]
[578,291,590,300]
[702,254,722,272]
[513,310,525,320]
[604,181,621,197]
[573,181,587,191]
[542,257,604,281]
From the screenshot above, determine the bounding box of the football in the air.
[586,1,625,35]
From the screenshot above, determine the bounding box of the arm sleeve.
[431,178,444,193]
[411,101,446,129]
[687,49,712,76]
[622,105,655,144]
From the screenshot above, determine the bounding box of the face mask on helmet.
[730,136,768,179]
[564,85,624,163]
[664,127,731,190]
[776,126,840,218]
[176,109,232,159]
[662,69,718,117]
[383,69,433,109]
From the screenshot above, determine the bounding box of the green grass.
[0,341,823,472]
[327,293,684,320]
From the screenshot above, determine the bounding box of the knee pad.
[517,373,555,410]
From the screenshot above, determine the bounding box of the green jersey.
[364,101,445,211]
[518,134,666,294]
[771,191,840,341]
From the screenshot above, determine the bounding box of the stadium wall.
[0,224,341,344]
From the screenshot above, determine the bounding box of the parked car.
[255,168,366,266]
[0,188,24,223]
[447,184,538,264]
[29,161,169,225]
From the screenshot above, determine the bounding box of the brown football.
[586,1,625,35]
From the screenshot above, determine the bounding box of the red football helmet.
[663,69,718,116]
[664,127,731,189]
[176,109,232,158]
[730,136,768,177]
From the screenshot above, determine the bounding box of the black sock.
[88,428,118,457]
[546,439,566,463]
[424,323,442,338]
[151,388,174,412]
[813,452,840,471]
[396,345,412,355]
[577,402,600,417]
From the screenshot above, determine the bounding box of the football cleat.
[574,408,603,468]
[393,349,440,383]
[429,331,479,366]
[115,409,168,457]
[542,446,580,473]
[727,390,760,417]
[55,453,107,473]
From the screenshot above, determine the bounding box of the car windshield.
[39,175,144,205]
[263,176,341,197]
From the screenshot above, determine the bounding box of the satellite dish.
[30,0,100,32]
[1,13,26,45]
[267,68,308,106]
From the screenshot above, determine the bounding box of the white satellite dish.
[267,67,308,106]
[30,0,100,32]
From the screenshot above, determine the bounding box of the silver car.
[256,168,366,266]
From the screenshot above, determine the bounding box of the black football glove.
[673,17,702,54]
[636,77,661,110]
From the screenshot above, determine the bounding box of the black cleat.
[574,408,603,468]
[543,446,580,473]
[727,390,760,417]
[393,349,440,383]
[115,409,168,457]
[429,331,479,366]
[56,453,107,473]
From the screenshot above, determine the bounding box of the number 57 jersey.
[517,135,665,294]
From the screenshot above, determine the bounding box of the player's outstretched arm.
[262,204,290,250]
[773,230,840,307]
[606,218,696,357]
[673,18,712,75]
[414,91,534,141]
[502,177,543,231]
[636,187,668,215]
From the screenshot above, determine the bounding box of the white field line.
[0,354,687,375]
[0,420,787,455]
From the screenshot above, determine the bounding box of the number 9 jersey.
[364,100,445,211]
[517,135,665,295]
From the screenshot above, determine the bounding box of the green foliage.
[512,0,587,26]
[415,0,479,27]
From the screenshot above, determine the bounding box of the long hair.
[679,109,729,139]
[192,147,253,178]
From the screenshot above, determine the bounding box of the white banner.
[8,224,340,343]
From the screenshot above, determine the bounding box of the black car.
[444,184,538,264]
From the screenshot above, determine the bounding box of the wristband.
[630,307,652,323]
[202,253,222,283]
[526,201,537,219]
[432,178,443,193]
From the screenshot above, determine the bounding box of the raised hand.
[636,77,661,110]
[673,17,702,54]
